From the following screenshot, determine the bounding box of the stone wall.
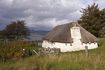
[38,47,60,55]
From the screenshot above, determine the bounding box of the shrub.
[0,40,40,61]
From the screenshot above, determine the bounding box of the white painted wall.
[42,26,98,52]
[42,40,98,52]
[71,27,81,39]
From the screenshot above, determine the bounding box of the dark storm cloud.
[0,0,105,30]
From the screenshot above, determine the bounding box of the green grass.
[0,38,105,70]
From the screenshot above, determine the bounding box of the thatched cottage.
[42,22,98,52]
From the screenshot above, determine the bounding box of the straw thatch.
[43,22,97,43]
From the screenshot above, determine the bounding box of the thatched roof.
[43,22,97,43]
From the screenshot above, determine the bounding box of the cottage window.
[70,43,72,46]
[94,42,96,44]
[53,43,55,45]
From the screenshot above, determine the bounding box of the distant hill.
[28,30,49,41]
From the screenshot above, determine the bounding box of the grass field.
[0,38,105,70]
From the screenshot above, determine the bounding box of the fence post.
[33,50,40,56]
[85,46,88,57]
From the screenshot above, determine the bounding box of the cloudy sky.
[0,0,105,30]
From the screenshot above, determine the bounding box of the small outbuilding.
[42,22,98,52]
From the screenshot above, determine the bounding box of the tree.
[2,20,30,40]
[99,9,105,37]
[0,31,3,40]
[78,3,105,37]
